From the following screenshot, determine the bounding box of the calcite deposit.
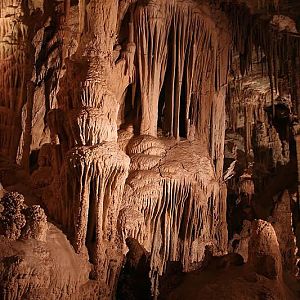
[0,0,300,299]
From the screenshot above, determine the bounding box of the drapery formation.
[134,1,230,144]
[119,135,228,294]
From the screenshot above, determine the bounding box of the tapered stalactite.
[78,0,85,36]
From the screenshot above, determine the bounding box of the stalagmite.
[248,220,282,279]
[272,190,299,275]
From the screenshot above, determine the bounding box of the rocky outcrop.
[0,191,47,241]
[0,192,26,240]
[165,220,297,300]
[0,184,93,300]
[0,224,91,300]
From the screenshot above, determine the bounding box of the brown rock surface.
[165,220,298,300]
[0,0,300,299]
[248,220,282,279]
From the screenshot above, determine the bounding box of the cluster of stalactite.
[225,74,293,236]
[120,0,231,182]
[226,76,290,166]
[223,2,300,227]
[0,0,64,167]
[223,2,300,117]
[110,2,232,295]
[61,143,130,289]
[133,1,230,145]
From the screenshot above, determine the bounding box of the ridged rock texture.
[0,0,300,299]
[0,0,29,161]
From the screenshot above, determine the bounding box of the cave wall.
[0,0,300,299]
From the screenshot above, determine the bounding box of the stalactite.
[224,1,300,123]
[134,2,172,136]
[61,143,130,284]
[134,1,230,141]
[257,0,280,11]
[112,6,231,293]
[79,0,85,36]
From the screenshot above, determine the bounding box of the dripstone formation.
[0,0,300,299]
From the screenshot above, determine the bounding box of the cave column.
[51,0,134,294]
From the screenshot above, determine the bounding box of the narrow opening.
[179,57,188,139]
[29,150,39,174]
[158,27,189,139]
[158,30,174,135]
[179,191,191,240]
[86,179,97,263]
[118,7,130,45]
[120,84,135,129]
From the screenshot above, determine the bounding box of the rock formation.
[0,0,300,299]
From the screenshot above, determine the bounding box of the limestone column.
[50,0,135,294]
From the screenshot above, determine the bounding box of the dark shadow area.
[117,238,152,300]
